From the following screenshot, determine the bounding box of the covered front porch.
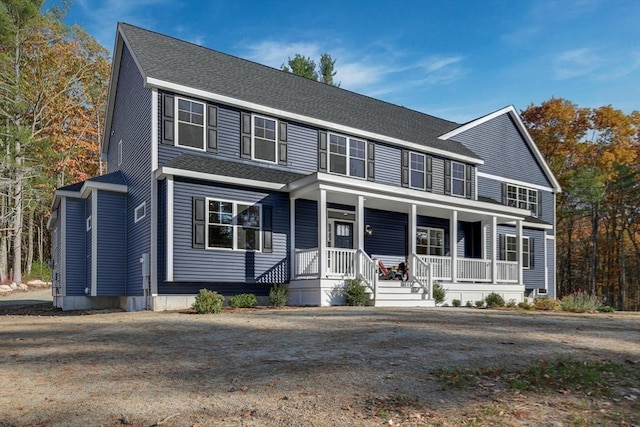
[287,174,530,306]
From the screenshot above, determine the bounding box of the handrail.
[356,249,378,301]
[410,253,432,299]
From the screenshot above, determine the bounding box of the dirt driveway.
[1,305,639,426]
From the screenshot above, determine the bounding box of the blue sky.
[52,0,639,123]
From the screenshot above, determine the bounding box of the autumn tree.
[282,52,340,86]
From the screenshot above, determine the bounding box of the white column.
[357,195,365,252]
[543,229,548,291]
[318,189,327,278]
[516,219,523,284]
[91,189,98,296]
[491,216,497,283]
[290,197,296,281]
[450,209,458,282]
[481,220,487,260]
[408,204,417,257]
[166,176,174,282]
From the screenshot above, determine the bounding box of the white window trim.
[506,184,538,218]
[503,234,531,269]
[117,140,123,166]
[134,202,146,223]
[451,161,467,198]
[416,226,445,256]
[409,152,426,190]
[174,96,206,152]
[205,198,262,252]
[328,132,367,180]
[251,114,278,164]
[86,215,92,231]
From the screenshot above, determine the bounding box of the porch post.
[481,220,487,260]
[290,197,296,281]
[408,204,416,257]
[491,215,497,283]
[318,188,327,278]
[516,219,523,284]
[450,209,458,282]
[356,195,365,252]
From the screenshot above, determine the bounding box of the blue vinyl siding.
[364,208,407,259]
[452,113,552,188]
[171,178,289,283]
[107,44,152,296]
[287,122,318,173]
[547,238,555,298]
[496,225,545,288]
[65,198,86,296]
[294,199,318,249]
[375,143,401,186]
[96,191,126,296]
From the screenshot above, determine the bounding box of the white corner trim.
[477,172,555,192]
[145,77,484,165]
[91,189,98,297]
[166,176,174,282]
[543,229,548,290]
[150,178,158,296]
[151,88,158,171]
[60,197,67,297]
[156,166,287,190]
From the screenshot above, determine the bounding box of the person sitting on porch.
[398,259,410,282]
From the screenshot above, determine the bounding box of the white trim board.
[166,176,174,282]
[155,167,287,190]
[91,189,98,296]
[477,172,554,193]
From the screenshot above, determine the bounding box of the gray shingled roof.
[58,171,127,192]
[119,23,480,160]
[163,154,308,185]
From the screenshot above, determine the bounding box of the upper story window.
[410,153,426,190]
[416,227,444,256]
[207,199,262,251]
[329,133,366,179]
[451,161,466,197]
[176,97,205,150]
[506,184,538,217]
[253,115,277,163]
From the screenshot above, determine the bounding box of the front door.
[334,221,353,249]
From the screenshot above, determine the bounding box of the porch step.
[372,280,435,308]
[374,298,436,308]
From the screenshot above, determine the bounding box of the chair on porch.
[375,259,401,280]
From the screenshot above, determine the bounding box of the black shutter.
[465,165,472,199]
[193,198,205,249]
[537,190,542,217]
[318,131,327,172]
[207,104,218,152]
[426,156,433,191]
[240,112,252,158]
[502,183,508,205]
[529,238,535,268]
[401,150,409,187]
[499,234,505,260]
[367,142,375,181]
[444,159,451,195]
[278,121,288,166]
[161,94,174,145]
[262,205,273,253]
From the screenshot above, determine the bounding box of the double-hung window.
[176,97,205,150]
[207,199,261,251]
[416,227,444,256]
[253,115,277,163]
[329,133,366,179]
[505,184,538,217]
[451,161,466,197]
[410,153,426,189]
[501,235,532,269]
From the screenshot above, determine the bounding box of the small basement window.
[134,202,146,223]
[86,216,92,231]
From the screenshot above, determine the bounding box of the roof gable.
[104,23,481,163]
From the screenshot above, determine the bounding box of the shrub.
[560,291,602,313]
[343,278,369,306]
[506,299,517,308]
[518,301,532,310]
[452,299,461,307]
[269,284,288,307]
[192,289,224,314]
[228,293,258,308]
[465,301,473,308]
[475,300,485,308]
[485,292,505,308]
[432,283,446,304]
[597,305,615,313]
[25,261,52,281]
[533,297,560,311]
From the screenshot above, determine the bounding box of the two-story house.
[47,23,560,311]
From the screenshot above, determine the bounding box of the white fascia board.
[477,172,555,192]
[546,234,555,240]
[145,77,484,165]
[155,166,287,190]
[80,181,128,198]
[439,105,561,192]
[51,190,82,210]
[46,210,58,230]
[522,221,553,230]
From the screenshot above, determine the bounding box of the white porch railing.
[497,261,519,282]
[356,249,378,299]
[410,253,432,299]
[419,255,451,280]
[294,248,319,278]
[327,248,357,276]
[456,258,492,282]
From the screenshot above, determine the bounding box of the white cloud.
[552,48,602,79]
[243,41,323,69]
